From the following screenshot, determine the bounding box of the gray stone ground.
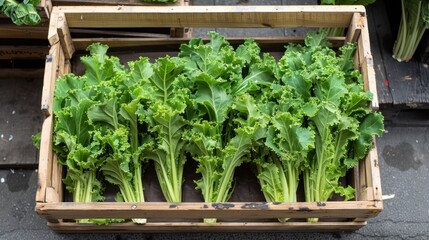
[1,0,429,239]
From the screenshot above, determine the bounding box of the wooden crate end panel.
[58,6,362,29]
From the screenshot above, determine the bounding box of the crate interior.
[54,38,370,223]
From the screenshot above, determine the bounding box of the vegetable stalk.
[392,0,429,62]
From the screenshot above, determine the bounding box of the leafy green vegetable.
[31,132,41,150]
[85,45,152,224]
[182,32,268,223]
[393,0,429,62]
[53,81,105,223]
[300,32,384,222]
[249,31,383,223]
[134,56,188,203]
[53,44,150,224]
[0,0,41,25]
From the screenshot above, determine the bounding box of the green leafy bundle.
[248,31,383,223]
[393,0,429,62]
[180,32,269,223]
[299,31,383,222]
[134,56,188,203]
[54,44,153,224]
[0,0,41,25]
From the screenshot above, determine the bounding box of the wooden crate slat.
[0,68,45,78]
[71,36,347,51]
[47,221,366,232]
[57,5,365,28]
[35,116,54,203]
[51,0,184,6]
[0,46,48,60]
[41,43,60,117]
[36,201,381,220]
[358,14,379,110]
[366,141,383,202]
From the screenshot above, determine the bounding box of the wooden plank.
[35,116,54,203]
[357,15,378,110]
[0,46,49,60]
[47,221,366,232]
[70,29,171,38]
[345,13,362,44]
[0,26,48,39]
[36,201,381,220]
[0,68,45,78]
[52,56,69,202]
[48,12,60,46]
[52,0,184,6]
[55,6,365,28]
[57,13,75,60]
[41,44,61,117]
[366,140,383,202]
[358,155,369,201]
[40,0,53,18]
[71,36,347,51]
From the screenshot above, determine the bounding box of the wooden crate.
[35,5,382,232]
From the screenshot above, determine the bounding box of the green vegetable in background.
[320,0,377,36]
[0,0,41,25]
[393,0,429,62]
